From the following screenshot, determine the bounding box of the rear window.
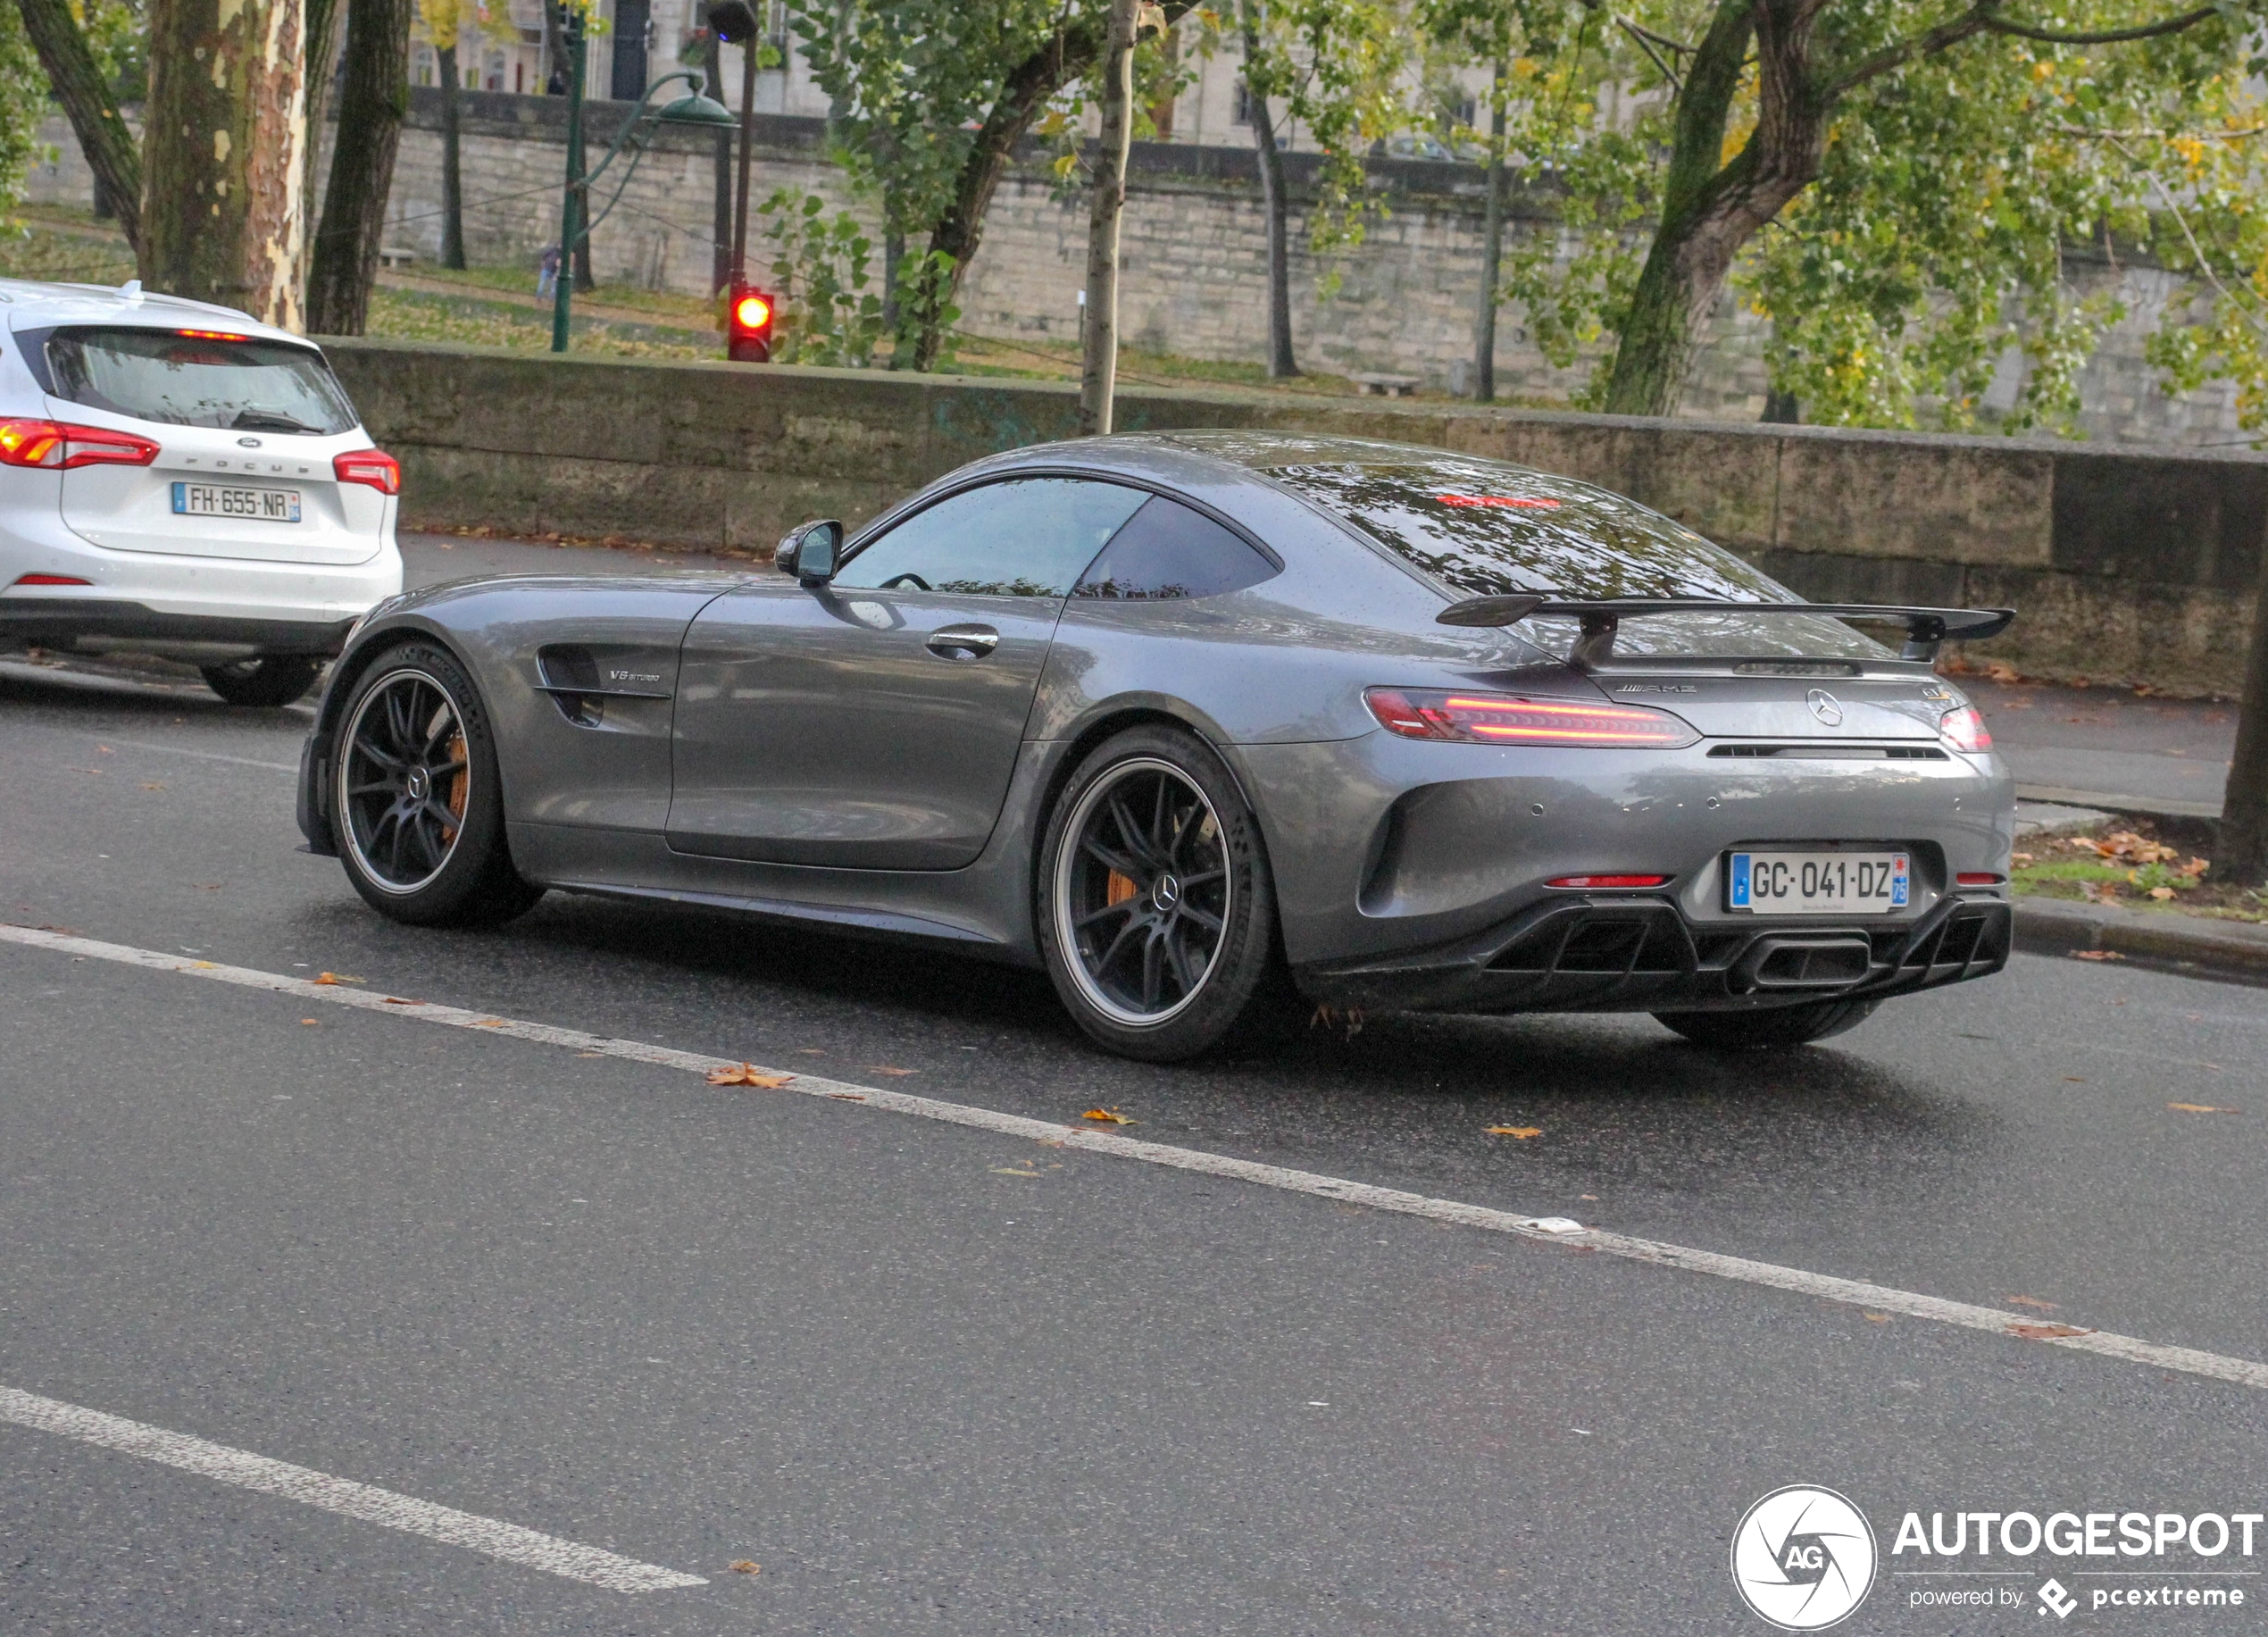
[38,327,358,435]
[1267,457,1885,659]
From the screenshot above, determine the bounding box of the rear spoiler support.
[1434,596,2016,667]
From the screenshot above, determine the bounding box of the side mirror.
[777,518,842,585]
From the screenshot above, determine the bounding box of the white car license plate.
[1729,850,1909,913]
[172,480,301,522]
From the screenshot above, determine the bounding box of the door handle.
[926,624,1000,659]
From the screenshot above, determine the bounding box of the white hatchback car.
[0,279,404,705]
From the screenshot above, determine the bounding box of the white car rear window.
[39,327,358,435]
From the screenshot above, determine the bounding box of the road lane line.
[8,921,2267,1396]
[0,1383,705,1592]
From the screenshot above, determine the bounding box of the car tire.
[1038,724,1282,1063]
[1653,998,1879,1050]
[200,655,321,706]
[330,640,545,928]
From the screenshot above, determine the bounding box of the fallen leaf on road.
[1487,1126,1544,1140]
[2072,949,2125,962]
[828,1091,865,1102]
[992,1165,1040,1177]
[706,1063,792,1087]
[2007,1295,2060,1311]
[2168,1102,2239,1114]
[191,960,215,969]
[729,1560,760,1575]
[471,1018,506,1028]
[382,997,420,1006]
[1081,1107,1134,1124]
[67,766,100,774]
[141,781,164,790]
[865,1065,915,1076]
[1863,1313,1891,1323]
[2008,1322,2092,1341]
[311,972,365,985]
[300,1018,319,1026]
[2063,1076,2085,1083]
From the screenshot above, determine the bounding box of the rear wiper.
[229,408,320,434]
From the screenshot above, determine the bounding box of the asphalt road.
[4,650,2267,1634]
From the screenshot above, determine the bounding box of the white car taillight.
[333,449,402,496]
[0,418,159,469]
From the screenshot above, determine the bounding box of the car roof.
[0,277,305,345]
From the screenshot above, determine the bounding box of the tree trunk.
[704,29,730,294]
[142,0,306,327]
[1472,61,1505,402]
[300,0,348,294]
[1079,0,1138,436]
[1247,72,1297,379]
[1600,0,1830,418]
[14,0,142,256]
[2215,570,2268,886]
[438,43,466,269]
[307,0,413,334]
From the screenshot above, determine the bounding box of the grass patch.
[2013,824,2268,923]
[0,219,136,285]
[365,286,719,360]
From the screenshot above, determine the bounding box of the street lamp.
[548,31,736,355]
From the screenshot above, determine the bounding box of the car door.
[667,476,1152,871]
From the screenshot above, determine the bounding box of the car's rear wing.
[1434,595,2016,666]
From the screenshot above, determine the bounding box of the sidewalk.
[1961,673,2234,821]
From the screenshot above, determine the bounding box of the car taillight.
[9,573,92,587]
[1547,873,1672,889]
[334,449,401,496]
[1955,872,2006,886]
[1365,688,1699,748]
[1939,706,1991,752]
[0,418,159,469]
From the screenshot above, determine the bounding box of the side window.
[833,478,1149,597]
[1072,495,1280,600]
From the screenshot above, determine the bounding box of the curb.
[2014,897,2268,985]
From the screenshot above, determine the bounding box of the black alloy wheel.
[339,665,471,892]
[200,655,321,706]
[1039,725,1283,1061]
[1061,756,1230,1023]
[331,642,544,927]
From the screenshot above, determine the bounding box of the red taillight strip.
[333,449,402,496]
[1547,873,1671,889]
[0,418,159,469]
[1440,696,1672,722]
[10,573,92,587]
[1955,872,2007,886]
[1465,723,1689,743]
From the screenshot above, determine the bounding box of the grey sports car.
[296,432,2017,1061]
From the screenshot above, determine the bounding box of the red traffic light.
[727,285,774,363]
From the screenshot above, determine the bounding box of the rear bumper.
[1294,890,2012,1015]
[0,597,356,656]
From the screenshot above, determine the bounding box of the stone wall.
[27,94,2252,443]
[324,338,2268,696]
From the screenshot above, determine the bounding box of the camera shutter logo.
[1730,1485,1878,1630]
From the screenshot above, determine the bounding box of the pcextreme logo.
[1731,1486,1880,1630]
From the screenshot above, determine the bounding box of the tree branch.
[1830,0,2224,99]
[1982,4,2218,41]
[13,0,140,256]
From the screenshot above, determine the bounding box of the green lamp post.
[548,32,736,355]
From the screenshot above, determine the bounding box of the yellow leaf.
[311,972,365,984]
[1081,1107,1134,1124]
[2072,949,2124,962]
[2148,886,2176,900]
[2168,1102,2238,1114]
[1487,1125,1543,1140]
[707,1062,792,1088]
[729,1559,760,1574]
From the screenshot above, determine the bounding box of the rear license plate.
[1728,850,1909,914]
[172,481,301,522]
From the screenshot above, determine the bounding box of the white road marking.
[96,737,297,773]
[0,1383,705,1593]
[7,922,2268,1396]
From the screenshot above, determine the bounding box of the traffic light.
[727,285,775,363]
